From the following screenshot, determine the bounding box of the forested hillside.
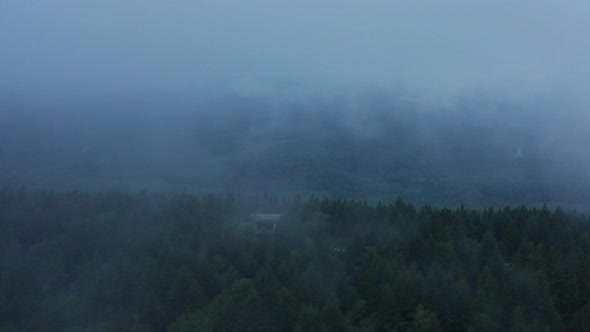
[2,94,589,210]
[2,190,590,331]
[4,2,590,331]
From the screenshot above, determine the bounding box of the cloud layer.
[1,1,590,100]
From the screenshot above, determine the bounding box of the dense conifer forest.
[4,2,590,331]
[2,190,590,331]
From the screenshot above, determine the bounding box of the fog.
[1,1,590,209]
[2,1,590,99]
[4,3,590,329]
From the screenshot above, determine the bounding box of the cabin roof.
[251,213,281,222]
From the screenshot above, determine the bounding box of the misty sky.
[0,0,590,101]
[2,1,590,101]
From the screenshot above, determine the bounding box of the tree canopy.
[0,190,588,331]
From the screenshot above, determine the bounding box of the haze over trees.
[1,1,589,209]
[1,93,589,210]
[1,1,590,331]
[2,191,590,331]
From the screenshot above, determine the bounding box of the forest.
[2,94,589,211]
[3,2,590,331]
[2,190,590,331]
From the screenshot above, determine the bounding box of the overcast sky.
[1,1,590,101]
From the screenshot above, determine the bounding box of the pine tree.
[572,300,590,332]
[408,304,442,332]
[510,306,529,332]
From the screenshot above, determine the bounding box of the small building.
[251,213,281,234]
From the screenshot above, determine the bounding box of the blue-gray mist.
[1,0,589,209]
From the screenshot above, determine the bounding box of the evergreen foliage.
[0,190,588,331]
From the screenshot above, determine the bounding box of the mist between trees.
[1,190,590,331]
